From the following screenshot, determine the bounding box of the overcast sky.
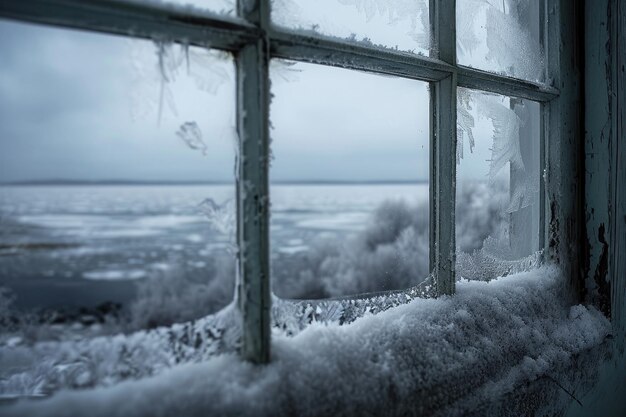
[0,1,504,184]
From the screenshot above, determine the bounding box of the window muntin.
[269,60,430,298]
[0,20,237,331]
[0,0,558,367]
[457,0,546,83]
[271,0,429,55]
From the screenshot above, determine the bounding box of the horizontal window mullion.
[270,29,559,102]
[458,65,559,102]
[269,28,454,82]
[0,0,258,51]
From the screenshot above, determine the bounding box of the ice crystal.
[176,121,207,155]
[197,198,236,240]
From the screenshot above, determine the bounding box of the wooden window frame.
[0,0,573,364]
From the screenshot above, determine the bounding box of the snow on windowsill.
[1,265,610,416]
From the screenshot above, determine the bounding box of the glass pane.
[456,0,545,82]
[159,0,235,15]
[456,88,542,280]
[0,20,236,396]
[270,60,430,299]
[272,0,430,56]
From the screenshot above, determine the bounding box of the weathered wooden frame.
[0,0,562,363]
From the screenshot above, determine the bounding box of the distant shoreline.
[0,179,429,186]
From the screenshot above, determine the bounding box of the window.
[0,0,558,371]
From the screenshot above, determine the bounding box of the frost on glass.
[456,88,542,281]
[457,0,545,82]
[269,60,430,299]
[0,20,238,398]
[272,0,430,55]
[156,0,235,15]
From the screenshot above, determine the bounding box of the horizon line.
[0,179,430,186]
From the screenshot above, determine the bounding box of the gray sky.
[0,1,506,184]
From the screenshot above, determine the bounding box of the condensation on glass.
[0,19,236,351]
[455,87,542,280]
[456,0,545,83]
[272,0,430,55]
[269,60,430,299]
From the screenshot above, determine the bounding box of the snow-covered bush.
[272,181,508,299]
[129,255,234,330]
[273,199,430,298]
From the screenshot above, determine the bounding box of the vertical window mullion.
[236,0,271,363]
[429,0,457,296]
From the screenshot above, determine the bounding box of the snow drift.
[0,265,611,416]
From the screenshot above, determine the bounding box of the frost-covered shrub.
[273,199,430,298]
[455,179,509,252]
[129,255,234,330]
[272,182,508,299]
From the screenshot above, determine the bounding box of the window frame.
[0,0,564,364]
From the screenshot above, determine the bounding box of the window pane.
[456,88,542,280]
[0,20,236,396]
[159,0,235,15]
[272,0,429,55]
[270,60,430,299]
[456,0,545,83]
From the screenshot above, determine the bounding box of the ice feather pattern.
[457,89,476,164]
[197,198,236,239]
[457,0,544,82]
[481,95,525,179]
[337,0,429,47]
[130,41,230,123]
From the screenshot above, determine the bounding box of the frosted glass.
[272,0,430,55]
[456,88,542,280]
[457,0,545,82]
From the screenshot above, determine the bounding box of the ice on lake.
[0,183,429,312]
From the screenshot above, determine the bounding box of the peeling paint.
[593,224,611,316]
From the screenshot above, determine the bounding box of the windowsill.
[1,265,610,416]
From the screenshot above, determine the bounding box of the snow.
[0,265,611,416]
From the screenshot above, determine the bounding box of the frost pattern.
[457,0,544,82]
[456,247,543,281]
[270,59,302,83]
[457,89,538,213]
[0,304,242,398]
[457,88,541,268]
[337,0,429,47]
[456,88,476,163]
[480,95,525,179]
[129,40,231,124]
[197,198,236,242]
[176,121,207,155]
[272,277,434,336]
[272,0,429,53]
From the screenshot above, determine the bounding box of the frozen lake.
[0,184,428,310]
